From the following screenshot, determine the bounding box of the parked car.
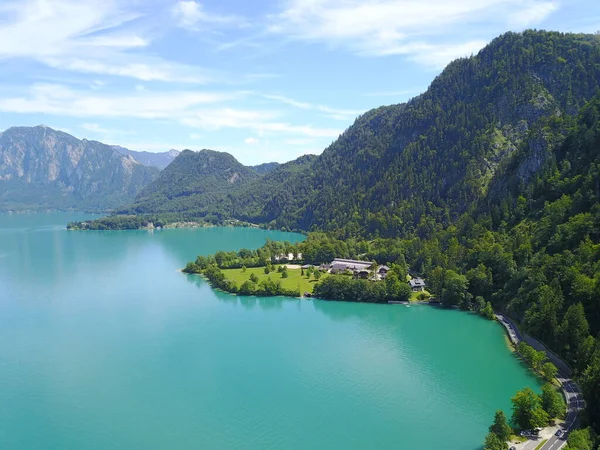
[556,430,563,437]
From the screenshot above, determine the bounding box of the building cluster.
[303,258,427,288]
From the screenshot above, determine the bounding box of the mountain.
[251,162,280,175]
[110,31,600,235]
[121,149,261,218]
[0,126,159,211]
[112,146,180,170]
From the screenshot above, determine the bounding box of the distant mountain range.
[0,126,159,211]
[112,146,181,170]
[0,126,282,212]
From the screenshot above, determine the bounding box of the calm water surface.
[0,212,540,450]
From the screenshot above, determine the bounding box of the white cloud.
[510,1,559,27]
[0,83,236,119]
[81,123,110,133]
[0,0,215,83]
[269,0,559,66]
[0,83,341,139]
[245,137,260,144]
[172,1,205,27]
[172,0,245,28]
[43,58,213,83]
[263,94,361,120]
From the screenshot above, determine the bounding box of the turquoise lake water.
[0,212,541,450]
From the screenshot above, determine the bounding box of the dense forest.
[71,30,600,447]
[79,30,600,235]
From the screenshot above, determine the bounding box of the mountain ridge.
[0,125,159,211]
[112,145,181,170]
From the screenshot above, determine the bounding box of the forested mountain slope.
[281,31,600,235]
[116,31,600,235]
[121,149,261,217]
[0,126,158,211]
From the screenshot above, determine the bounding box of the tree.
[531,350,548,372]
[511,387,548,430]
[564,427,595,450]
[282,270,289,278]
[250,273,259,283]
[489,410,512,442]
[239,280,256,295]
[541,362,558,382]
[264,266,271,275]
[385,270,411,301]
[242,265,247,272]
[459,292,473,310]
[467,263,493,298]
[540,383,564,419]
[441,269,468,307]
[314,270,322,281]
[484,432,508,450]
[559,303,590,368]
[481,301,495,320]
[474,295,486,312]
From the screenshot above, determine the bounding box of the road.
[495,314,584,450]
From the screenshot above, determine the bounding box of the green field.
[221,266,328,295]
[410,290,431,301]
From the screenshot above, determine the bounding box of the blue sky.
[0,0,598,164]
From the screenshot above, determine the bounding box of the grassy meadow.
[221,266,328,295]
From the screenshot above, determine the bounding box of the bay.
[0,212,540,450]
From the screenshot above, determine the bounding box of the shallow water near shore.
[0,212,540,450]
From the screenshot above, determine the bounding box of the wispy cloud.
[263,94,362,120]
[0,84,235,119]
[0,83,342,139]
[172,0,247,29]
[244,137,260,144]
[81,123,110,134]
[269,0,559,67]
[0,0,216,83]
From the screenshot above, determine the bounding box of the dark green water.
[0,212,540,450]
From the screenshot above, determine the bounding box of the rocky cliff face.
[0,126,159,211]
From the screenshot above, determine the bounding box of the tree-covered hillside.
[121,149,261,217]
[112,31,600,235]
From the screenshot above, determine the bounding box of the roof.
[378,265,390,271]
[332,258,372,265]
[330,258,372,271]
[409,278,426,287]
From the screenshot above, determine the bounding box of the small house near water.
[409,277,426,292]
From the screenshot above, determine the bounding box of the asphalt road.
[495,315,584,450]
[538,377,584,450]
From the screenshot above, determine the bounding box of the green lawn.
[410,290,431,301]
[221,266,328,295]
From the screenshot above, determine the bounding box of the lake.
[0,212,540,450]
